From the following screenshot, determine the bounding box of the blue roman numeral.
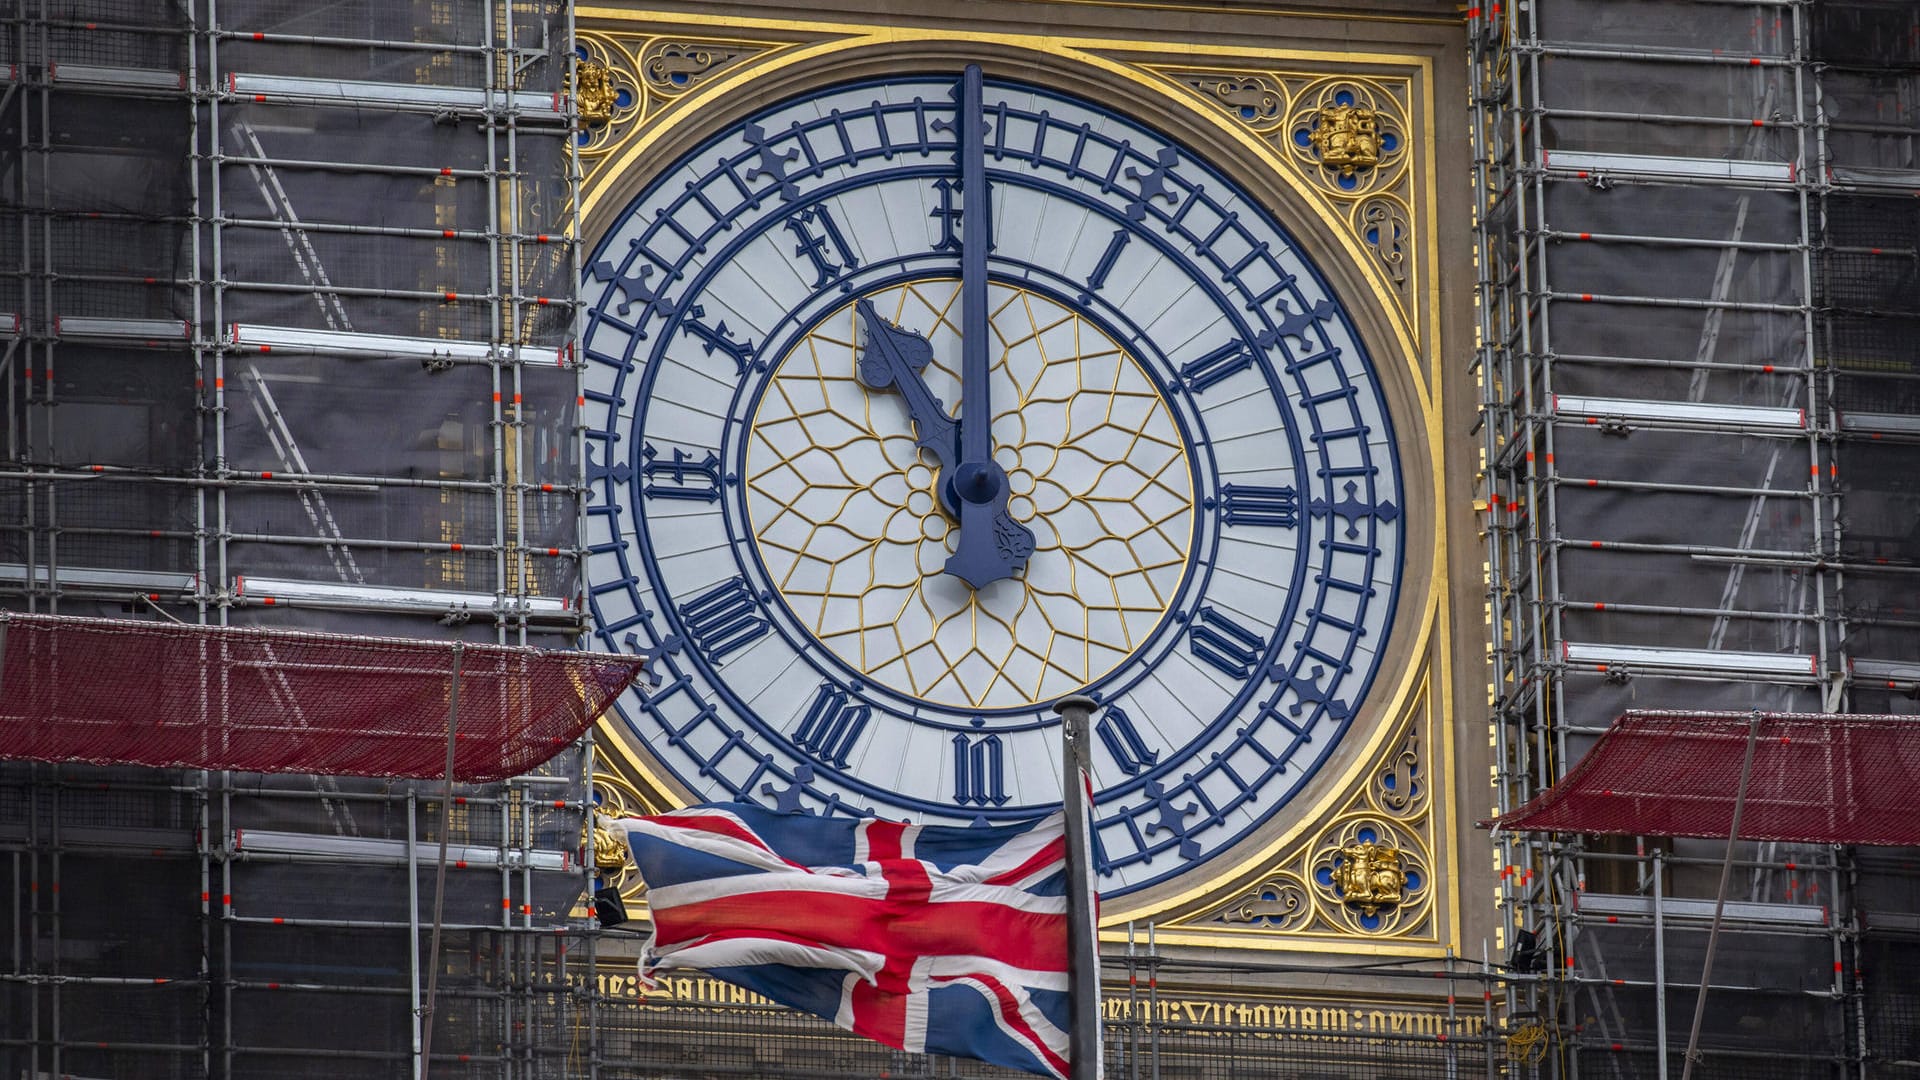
[679,304,755,376]
[952,733,1009,807]
[785,205,861,290]
[930,178,962,252]
[640,442,721,503]
[791,683,871,768]
[1180,339,1255,393]
[1077,228,1130,304]
[677,577,770,662]
[1096,705,1159,776]
[1220,483,1297,528]
[1189,607,1268,680]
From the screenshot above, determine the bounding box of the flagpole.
[1054,694,1102,1080]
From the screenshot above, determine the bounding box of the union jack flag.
[613,803,1092,1079]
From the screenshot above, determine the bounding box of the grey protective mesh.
[1553,428,1809,491]
[1537,0,1795,55]
[1813,1,1920,70]
[1550,306,1804,383]
[1551,239,1801,306]
[42,3,191,69]
[1547,182,1804,244]
[223,355,496,478]
[212,0,486,46]
[1555,671,1819,732]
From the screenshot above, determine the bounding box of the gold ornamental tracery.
[744,280,1194,711]
[1157,66,1422,347]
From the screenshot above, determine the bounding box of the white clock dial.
[581,74,1405,896]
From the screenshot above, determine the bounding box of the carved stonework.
[1218,872,1313,931]
[642,41,742,95]
[1331,840,1408,917]
[1309,104,1383,177]
[1310,818,1427,935]
[1180,73,1284,130]
[575,60,619,125]
[1359,197,1410,287]
[591,812,631,873]
[569,16,1453,951]
[1283,79,1408,198]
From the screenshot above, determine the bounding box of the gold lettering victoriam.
[595,971,1481,1037]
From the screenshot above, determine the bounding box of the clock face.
[581,73,1405,897]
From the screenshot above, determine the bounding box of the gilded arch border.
[572,6,1460,956]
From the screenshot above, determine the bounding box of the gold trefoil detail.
[744,281,1195,711]
[642,42,738,94]
[1333,840,1407,916]
[1220,874,1312,930]
[1309,104,1381,178]
[574,60,618,126]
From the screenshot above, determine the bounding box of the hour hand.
[855,298,958,489]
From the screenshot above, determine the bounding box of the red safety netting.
[0,613,647,782]
[1488,711,1920,847]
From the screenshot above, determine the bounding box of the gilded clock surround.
[575,5,1456,956]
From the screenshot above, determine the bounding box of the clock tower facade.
[575,0,1483,964]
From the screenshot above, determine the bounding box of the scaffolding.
[0,0,580,637]
[1,1,592,1077]
[1471,0,1920,1076]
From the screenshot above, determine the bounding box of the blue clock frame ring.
[580,69,1407,900]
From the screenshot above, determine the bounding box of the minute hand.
[956,64,993,471]
[946,63,1036,590]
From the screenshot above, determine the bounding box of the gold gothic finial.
[1333,840,1407,916]
[575,60,618,126]
[1309,104,1382,177]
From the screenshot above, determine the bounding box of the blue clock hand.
[946,64,1036,590]
[854,299,961,517]
[957,65,993,474]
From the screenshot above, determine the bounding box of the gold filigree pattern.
[573,16,1450,945]
[1152,65,1422,350]
[572,30,783,190]
[744,280,1194,710]
[1284,79,1407,199]
[642,41,742,95]
[1182,666,1440,944]
[1358,197,1410,287]
[1375,724,1424,817]
[591,813,630,872]
[1308,104,1381,176]
[1178,73,1284,132]
[1329,840,1408,916]
[1218,872,1313,931]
